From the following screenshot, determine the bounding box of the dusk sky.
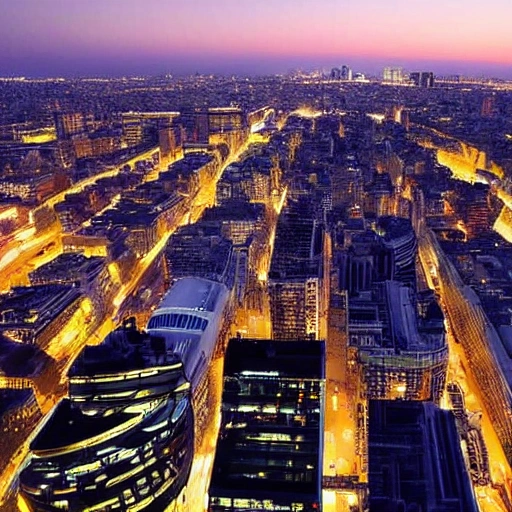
[2,0,512,78]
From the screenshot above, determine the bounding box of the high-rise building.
[410,71,435,87]
[364,172,394,218]
[348,281,448,403]
[207,107,245,134]
[464,183,490,238]
[341,65,353,80]
[331,164,363,208]
[330,65,352,81]
[368,400,478,512]
[337,216,418,295]
[121,111,180,147]
[383,67,403,84]
[19,321,194,512]
[54,112,91,139]
[209,337,325,512]
[268,199,327,340]
[375,216,417,288]
[481,95,495,117]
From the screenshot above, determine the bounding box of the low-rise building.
[0,285,83,349]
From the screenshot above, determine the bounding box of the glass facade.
[209,339,324,512]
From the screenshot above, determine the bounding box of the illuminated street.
[418,229,512,511]
[0,130,266,510]
[0,147,164,292]
[183,355,225,512]
[0,226,61,291]
[2,63,512,512]
[43,147,161,210]
[322,298,364,512]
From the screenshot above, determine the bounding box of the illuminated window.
[122,489,135,505]
[51,501,69,510]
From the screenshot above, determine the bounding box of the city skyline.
[2,66,512,510]
[2,0,512,78]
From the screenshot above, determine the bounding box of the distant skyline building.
[341,65,353,80]
[383,67,403,84]
[410,71,435,87]
[330,65,353,80]
[481,95,496,117]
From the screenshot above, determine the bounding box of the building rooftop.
[158,277,226,313]
[223,338,325,380]
[269,199,324,279]
[369,400,478,512]
[30,398,140,454]
[0,285,82,338]
[166,226,234,283]
[29,252,104,286]
[69,320,183,377]
[0,389,36,419]
[202,201,264,222]
[376,215,415,242]
[167,152,215,176]
[0,334,53,377]
[349,281,445,352]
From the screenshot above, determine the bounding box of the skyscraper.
[481,95,495,117]
[410,71,435,87]
[369,400,479,512]
[268,199,327,340]
[383,67,403,84]
[209,338,325,512]
[341,65,353,81]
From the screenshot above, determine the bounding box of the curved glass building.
[146,277,231,391]
[19,320,194,512]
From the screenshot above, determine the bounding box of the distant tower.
[330,67,341,80]
[402,110,410,131]
[383,67,403,84]
[341,65,353,81]
[481,96,495,117]
[410,71,435,87]
[393,105,403,124]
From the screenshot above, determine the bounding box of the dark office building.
[368,400,478,512]
[410,72,435,88]
[375,216,417,289]
[337,216,417,295]
[268,199,327,340]
[209,338,325,512]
